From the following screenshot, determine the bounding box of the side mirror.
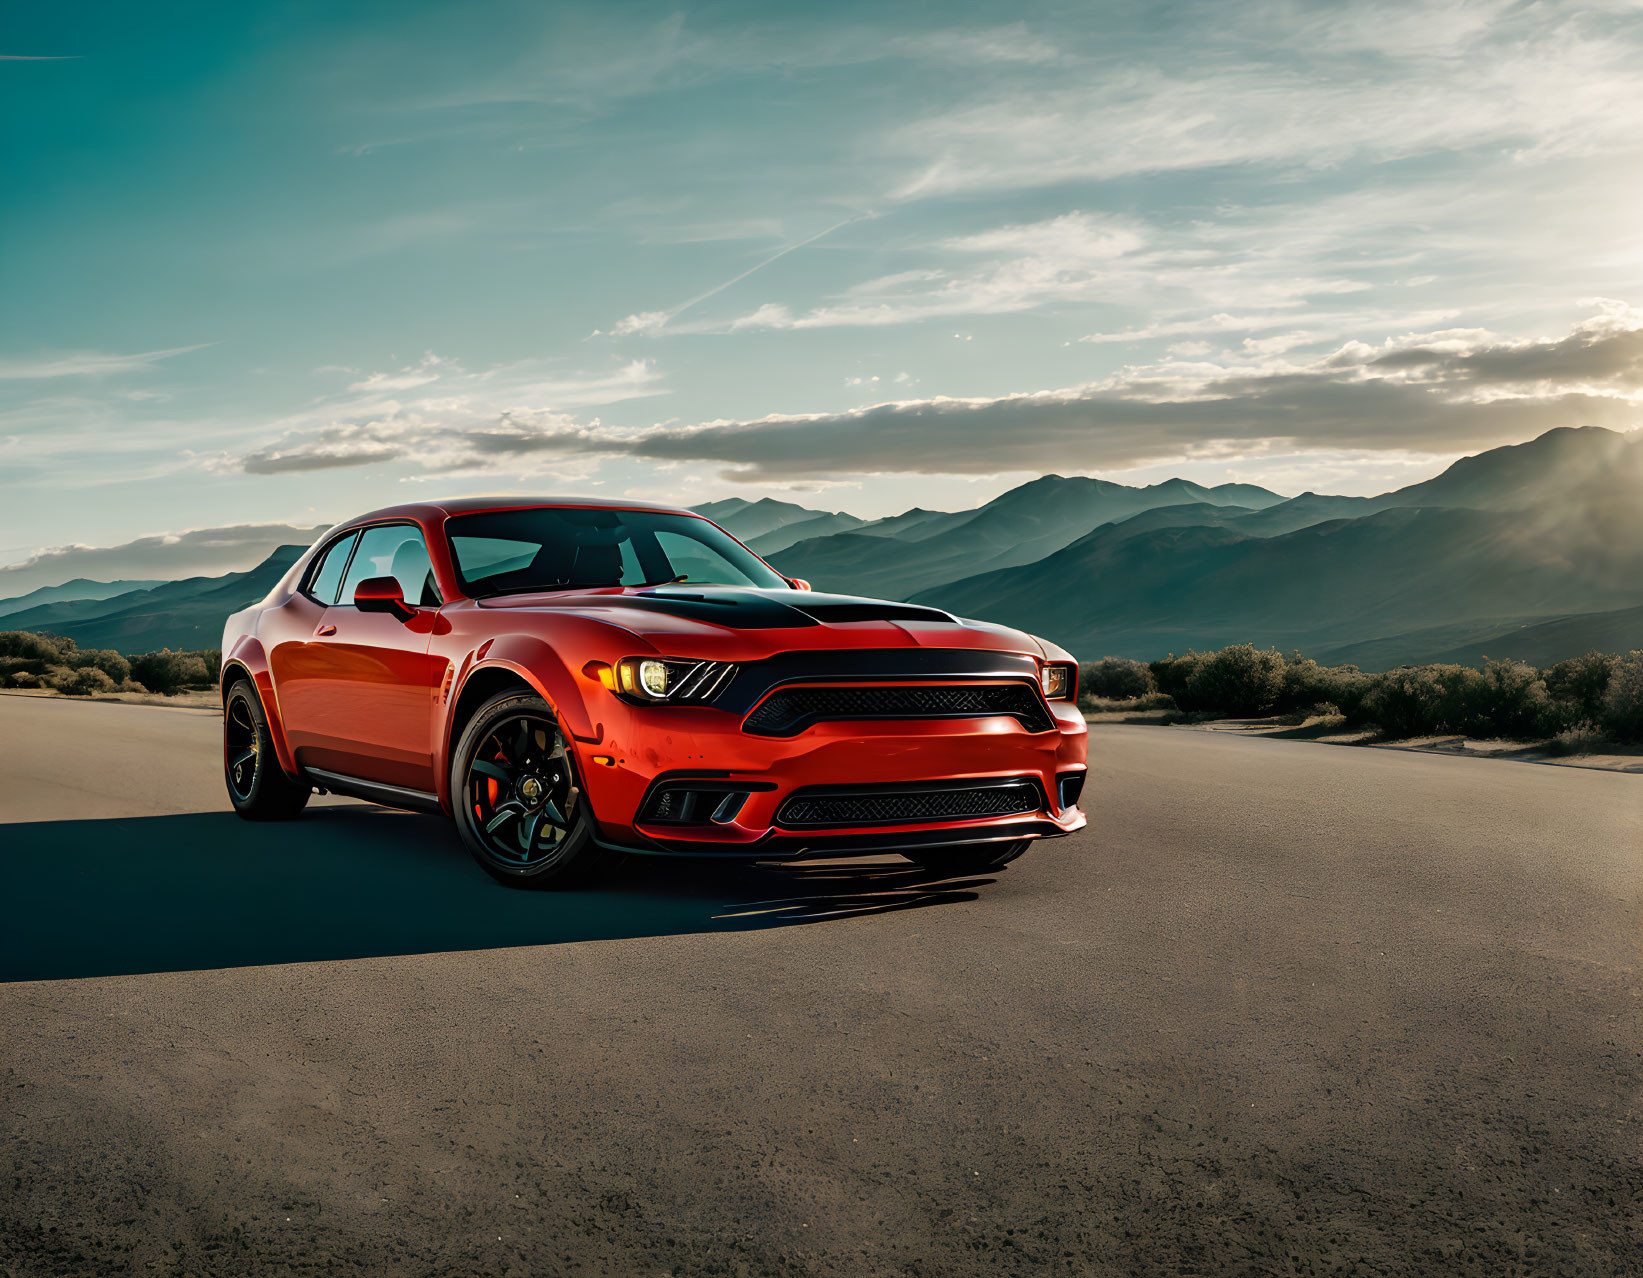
[355,576,415,622]
[787,577,812,591]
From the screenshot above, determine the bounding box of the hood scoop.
[620,590,818,628]
[793,599,957,625]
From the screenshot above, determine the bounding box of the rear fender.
[220,637,299,777]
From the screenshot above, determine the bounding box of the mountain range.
[764,427,1643,668]
[3,426,1639,668]
[0,549,305,653]
[0,578,165,620]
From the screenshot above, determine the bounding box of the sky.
[3,0,1643,579]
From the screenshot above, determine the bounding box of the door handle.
[315,624,337,637]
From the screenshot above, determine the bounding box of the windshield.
[446,506,789,597]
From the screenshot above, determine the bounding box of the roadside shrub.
[1148,653,1204,702]
[0,632,215,696]
[1543,651,1615,724]
[1092,641,1628,744]
[1279,656,1373,719]
[1600,651,1643,742]
[80,648,131,683]
[1472,659,1560,739]
[1358,660,1555,739]
[1363,665,1474,737]
[47,665,116,696]
[1079,656,1156,703]
[1546,725,1609,757]
[0,631,72,663]
[1178,644,1286,717]
[129,649,213,695]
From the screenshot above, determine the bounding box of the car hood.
[474,586,1046,658]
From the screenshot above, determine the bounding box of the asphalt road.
[2,693,1640,1277]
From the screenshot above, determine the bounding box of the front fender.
[436,634,610,810]
[220,634,299,777]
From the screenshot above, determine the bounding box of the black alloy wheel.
[223,677,311,820]
[225,691,259,802]
[452,691,610,887]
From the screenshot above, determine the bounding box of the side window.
[305,533,358,605]
[339,525,442,607]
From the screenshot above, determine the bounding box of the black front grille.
[743,682,1053,736]
[777,779,1042,828]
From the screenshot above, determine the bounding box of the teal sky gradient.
[3,0,1642,567]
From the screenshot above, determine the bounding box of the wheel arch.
[437,637,599,811]
[219,638,299,776]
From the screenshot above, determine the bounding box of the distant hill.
[771,474,1284,600]
[692,497,856,545]
[915,441,1643,660]
[745,510,868,556]
[747,427,1641,583]
[10,547,305,653]
[1221,493,1381,537]
[1311,618,1562,671]
[849,508,961,541]
[0,578,165,619]
[1381,425,1632,511]
[1312,601,1643,672]
[1432,604,1643,669]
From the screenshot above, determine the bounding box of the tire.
[903,838,1033,875]
[224,678,311,821]
[450,691,613,888]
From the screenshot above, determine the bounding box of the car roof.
[342,495,698,526]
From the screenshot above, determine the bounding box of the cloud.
[707,212,1174,331]
[598,213,873,337]
[611,384,1636,482]
[1353,302,1643,391]
[891,25,1061,65]
[243,446,405,475]
[604,311,670,338]
[0,345,211,380]
[1082,314,1319,345]
[221,307,1643,483]
[884,5,1643,197]
[685,195,1455,335]
[227,356,663,476]
[346,352,454,392]
[0,523,329,597]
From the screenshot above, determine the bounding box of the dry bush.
[1078,656,1156,704]
[1600,651,1643,742]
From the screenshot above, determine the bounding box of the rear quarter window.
[304,533,358,605]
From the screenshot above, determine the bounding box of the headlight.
[639,659,670,697]
[613,657,737,704]
[1039,661,1076,701]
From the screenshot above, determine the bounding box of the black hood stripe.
[616,588,958,630]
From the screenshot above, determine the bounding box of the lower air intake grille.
[743,682,1053,736]
[777,780,1042,828]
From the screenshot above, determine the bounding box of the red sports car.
[221,498,1087,887]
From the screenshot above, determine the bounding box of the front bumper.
[576,697,1088,859]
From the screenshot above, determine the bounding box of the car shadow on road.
[1,805,996,981]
